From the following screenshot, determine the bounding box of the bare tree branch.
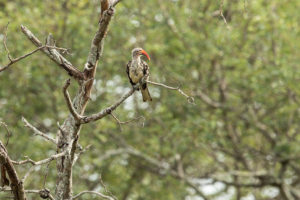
[20,25,84,80]
[62,79,84,122]
[110,112,145,131]
[0,140,26,200]
[84,5,115,73]
[22,189,56,200]
[0,44,70,73]
[80,87,137,123]
[112,0,123,7]
[21,166,35,184]
[1,188,70,200]
[12,151,66,166]
[22,117,57,145]
[192,90,223,108]
[146,80,194,103]
[72,190,115,200]
[0,122,12,147]
[219,0,230,29]
[3,22,13,62]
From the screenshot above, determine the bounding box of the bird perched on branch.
[127,48,152,102]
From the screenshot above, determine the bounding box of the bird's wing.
[141,61,150,89]
[142,60,150,78]
[126,60,135,86]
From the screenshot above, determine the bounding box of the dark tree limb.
[0,141,26,200]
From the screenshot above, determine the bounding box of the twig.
[3,22,12,62]
[62,79,84,122]
[80,87,137,123]
[192,90,222,108]
[99,174,117,200]
[112,0,123,7]
[0,23,71,73]
[72,190,115,200]
[110,112,145,131]
[146,80,194,103]
[0,122,12,147]
[42,161,51,188]
[0,45,68,73]
[12,151,66,165]
[23,189,56,200]
[73,144,92,164]
[219,0,230,29]
[62,86,138,125]
[22,117,57,145]
[21,166,35,184]
[20,25,84,80]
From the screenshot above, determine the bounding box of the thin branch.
[84,1,119,74]
[110,112,145,130]
[63,86,137,125]
[192,90,223,108]
[20,25,84,80]
[3,22,12,62]
[22,189,56,200]
[219,0,230,29]
[12,151,66,166]
[112,0,123,7]
[22,117,57,145]
[73,144,92,164]
[21,166,35,184]
[80,87,137,123]
[99,174,117,200]
[0,122,12,147]
[72,190,115,200]
[62,79,84,122]
[0,45,69,73]
[146,80,194,103]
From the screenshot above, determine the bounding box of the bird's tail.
[141,85,152,102]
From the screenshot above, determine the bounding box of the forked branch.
[22,117,57,145]
[11,151,66,166]
[0,141,26,200]
[72,190,115,200]
[147,80,194,103]
[20,25,84,80]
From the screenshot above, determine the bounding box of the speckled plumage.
[126,48,152,102]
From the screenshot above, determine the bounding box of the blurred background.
[1,0,300,199]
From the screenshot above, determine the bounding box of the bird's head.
[132,48,150,61]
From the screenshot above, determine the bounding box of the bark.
[0,141,26,200]
[55,4,115,200]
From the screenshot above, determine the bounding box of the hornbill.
[126,48,152,102]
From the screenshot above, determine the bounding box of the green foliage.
[1,0,300,199]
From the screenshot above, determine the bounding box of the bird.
[126,48,152,102]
